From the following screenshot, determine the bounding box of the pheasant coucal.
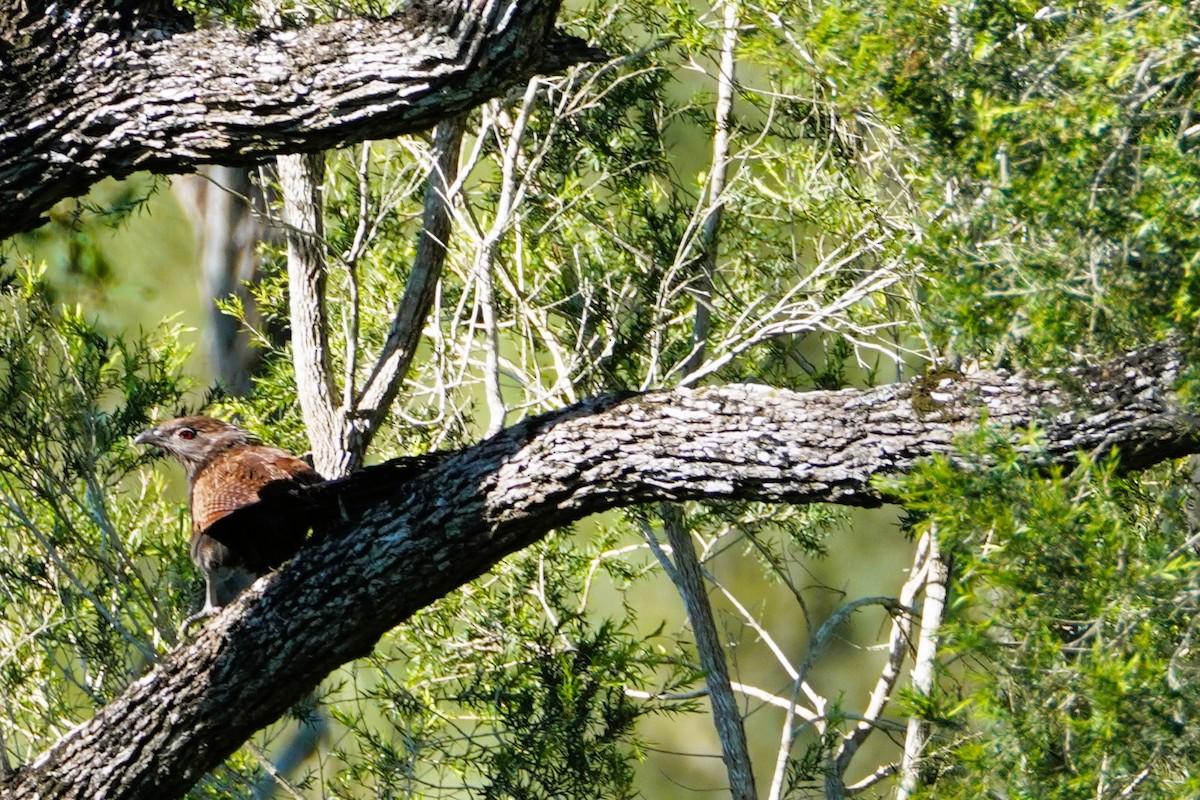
[135,416,325,613]
[136,415,445,617]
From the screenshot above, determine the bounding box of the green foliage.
[321,532,690,799]
[0,263,192,755]
[833,3,1200,791]
[0,264,296,795]
[3,175,167,303]
[223,0,912,443]
[811,0,1200,365]
[887,431,1200,797]
[7,0,1200,796]
[174,2,910,788]
[821,2,1200,793]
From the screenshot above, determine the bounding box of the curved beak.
[134,428,161,447]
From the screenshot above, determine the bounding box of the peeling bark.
[1,341,1195,800]
[0,0,604,238]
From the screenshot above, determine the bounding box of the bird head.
[135,416,254,477]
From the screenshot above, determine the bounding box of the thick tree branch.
[0,0,604,238]
[1,341,1195,799]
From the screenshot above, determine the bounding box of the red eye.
[177,428,197,440]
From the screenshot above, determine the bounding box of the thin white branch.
[680,0,739,378]
[468,83,541,435]
[847,762,900,796]
[340,141,373,410]
[712,577,797,680]
[279,151,347,476]
[896,529,950,800]
[826,534,932,793]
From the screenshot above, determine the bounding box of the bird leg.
[177,605,220,639]
[176,571,247,639]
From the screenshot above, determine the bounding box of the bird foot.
[177,607,219,640]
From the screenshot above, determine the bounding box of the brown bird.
[135,416,324,614]
[137,415,445,621]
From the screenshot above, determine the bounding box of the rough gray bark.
[0,0,603,239]
[0,340,1195,800]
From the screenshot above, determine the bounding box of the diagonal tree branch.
[659,505,757,800]
[353,118,465,451]
[1,340,1195,800]
[0,0,605,238]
